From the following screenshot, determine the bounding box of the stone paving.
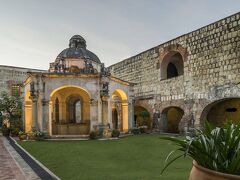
[0,136,40,180]
[0,136,26,180]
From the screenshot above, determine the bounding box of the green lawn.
[18,135,192,180]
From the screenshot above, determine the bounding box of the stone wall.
[0,65,44,95]
[109,12,240,131]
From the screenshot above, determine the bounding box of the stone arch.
[160,52,184,79]
[158,44,187,80]
[111,89,128,131]
[50,86,90,135]
[161,106,184,133]
[134,106,151,128]
[200,98,240,126]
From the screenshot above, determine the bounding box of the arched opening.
[162,107,184,133]
[50,86,90,135]
[24,91,32,132]
[161,52,184,80]
[200,98,240,127]
[134,106,151,128]
[111,89,128,132]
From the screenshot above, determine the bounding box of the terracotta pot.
[189,160,240,180]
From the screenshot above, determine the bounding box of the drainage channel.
[7,137,58,180]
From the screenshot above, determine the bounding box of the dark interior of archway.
[67,96,81,123]
[55,98,59,123]
[112,109,118,129]
[167,62,178,78]
[166,107,184,133]
[207,99,240,126]
[134,106,151,128]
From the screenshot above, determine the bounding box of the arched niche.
[160,52,184,80]
[111,89,128,132]
[200,98,240,127]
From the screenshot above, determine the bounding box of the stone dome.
[56,35,101,64]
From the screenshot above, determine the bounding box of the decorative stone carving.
[100,63,110,77]
[100,82,109,97]
[208,84,240,101]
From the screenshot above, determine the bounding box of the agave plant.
[161,121,240,175]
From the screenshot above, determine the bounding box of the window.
[11,85,20,97]
[161,52,184,80]
[74,100,81,123]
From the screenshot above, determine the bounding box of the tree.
[0,91,22,119]
[0,91,22,135]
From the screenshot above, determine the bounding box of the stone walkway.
[0,136,40,180]
[0,136,26,180]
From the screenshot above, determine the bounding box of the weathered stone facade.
[109,12,240,133]
[0,65,44,95]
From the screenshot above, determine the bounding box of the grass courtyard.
[18,135,192,180]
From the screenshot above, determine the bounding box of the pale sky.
[0,0,239,70]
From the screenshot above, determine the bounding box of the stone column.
[31,98,38,131]
[90,99,98,131]
[128,98,134,129]
[101,96,109,126]
[108,98,113,129]
[121,102,128,132]
[41,99,49,134]
[159,113,167,133]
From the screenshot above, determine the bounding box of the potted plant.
[2,124,10,136]
[161,121,240,179]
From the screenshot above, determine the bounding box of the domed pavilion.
[23,35,134,136]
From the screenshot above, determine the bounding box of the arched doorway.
[50,86,90,135]
[134,106,151,128]
[162,107,184,133]
[161,52,184,80]
[201,98,240,126]
[111,89,128,132]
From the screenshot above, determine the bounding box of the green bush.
[112,129,120,137]
[10,118,23,136]
[131,128,140,135]
[161,121,240,175]
[89,131,98,140]
[33,130,45,141]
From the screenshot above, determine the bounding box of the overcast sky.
[0,0,239,70]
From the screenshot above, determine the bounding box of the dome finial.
[69,35,86,48]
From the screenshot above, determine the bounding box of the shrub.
[161,121,240,175]
[131,128,140,135]
[89,131,98,140]
[10,118,23,137]
[139,126,148,134]
[112,129,120,137]
[33,130,45,141]
[18,131,27,141]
